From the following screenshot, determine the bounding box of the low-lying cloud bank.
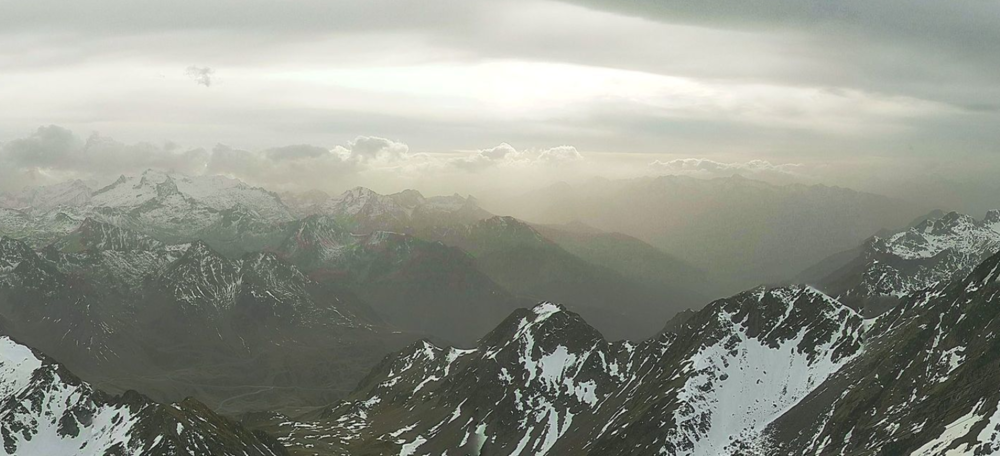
[2,125,997,218]
[0,126,591,195]
[649,158,805,183]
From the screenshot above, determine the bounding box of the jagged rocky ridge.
[0,170,294,252]
[266,250,1000,455]
[762,248,1000,455]
[1,173,712,340]
[809,209,1000,315]
[267,285,864,455]
[0,220,401,414]
[0,333,287,456]
[272,214,527,344]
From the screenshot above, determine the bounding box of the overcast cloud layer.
[0,0,997,211]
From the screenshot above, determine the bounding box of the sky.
[0,0,998,208]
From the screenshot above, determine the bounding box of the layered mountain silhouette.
[4,172,998,456]
[265,250,1000,455]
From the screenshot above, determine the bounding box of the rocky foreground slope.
[0,333,286,456]
[264,250,1000,456]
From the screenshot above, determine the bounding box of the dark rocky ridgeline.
[194,204,289,258]
[425,215,704,340]
[758,250,1000,455]
[0,222,401,415]
[292,189,714,342]
[0,333,287,456]
[0,234,134,366]
[273,215,528,345]
[266,285,864,455]
[261,250,1000,454]
[48,217,166,253]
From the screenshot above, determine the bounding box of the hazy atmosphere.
[2,2,1000,455]
[2,0,998,214]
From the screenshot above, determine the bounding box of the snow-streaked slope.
[84,170,293,240]
[273,286,864,455]
[49,217,165,253]
[0,171,295,248]
[90,170,289,220]
[0,335,287,456]
[884,211,1000,260]
[761,251,1000,455]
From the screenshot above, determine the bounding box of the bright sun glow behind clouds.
[269,60,949,133]
[0,0,994,189]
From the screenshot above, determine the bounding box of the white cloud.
[536,145,584,165]
[335,136,410,164]
[450,143,529,171]
[649,158,805,182]
[185,66,215,87]
[450,143,585,171]
[480,143,519,161]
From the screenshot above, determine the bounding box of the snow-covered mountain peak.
[95,170,288,210]
[986,209,1000,230]
[323,187,409,226]
[157,241,242,312]
[240,250,308,283]
[333,187,383,208]
[700,286,863,362]
[479,302,585,345]
[390,189,427,208]
[881,210,1000,260]
[0,335,287,455]
[91,169,178,207]
[532,301,563,318]
[286,285,863,455]
[815,209,1000,310]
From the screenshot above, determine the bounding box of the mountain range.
[488,175,923,294]
[3,171,999,455]
[0,220,408,416]
[801,209,1000,316]
[263,249,1000,455]
[0,171,713,341]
